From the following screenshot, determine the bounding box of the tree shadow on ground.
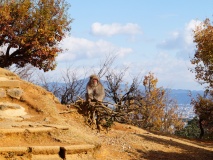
[132,134,213,160]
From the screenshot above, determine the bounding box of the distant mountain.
[167,89,204,104]
[116,83,203,105]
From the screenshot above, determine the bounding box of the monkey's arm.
[99,88,105,101]
[95,85,105,102]
[86,85,94,102]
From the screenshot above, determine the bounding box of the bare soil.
[63,111,213,160]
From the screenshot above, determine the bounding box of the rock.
[0,103,20,110]
[0,78,20,88]
[7,88,23,99]
[0,88,6,98]
[0,102,27,118]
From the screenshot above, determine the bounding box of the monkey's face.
[92,78,98,86]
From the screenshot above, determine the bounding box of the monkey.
[85,74,105,130]
[85,74,105,103]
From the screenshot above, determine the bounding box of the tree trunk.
[199,118,204,139]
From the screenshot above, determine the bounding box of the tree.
[139,72,166,130]
[104,71,184,133]
[162,94,184,133]
[191,18,213,89]
[105,67,129,105]
[138,72,183,133]
[175,117,200,139]
[190,18,213,139]
[59,67,87,104]
[8,64,37,82]
[104,67,141,108]
[36,66,87,104]
[0,0,72,71]
[191,94,213,139]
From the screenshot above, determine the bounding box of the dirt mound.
[0,68,64,121]
[0,68,213,160]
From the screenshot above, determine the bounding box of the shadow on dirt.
[134,134,213,160]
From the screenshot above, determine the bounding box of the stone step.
[60,144,96,154]
[30,146,60,155]
[0,79,20,88]
[0,146,60,155]
[0,145,97,160]
[0,125,69,134]
[65,154,95,160]
[60,145,96,159]
[43,124,69,130]
[0,147,29,156]
[0,127,54,134]
[31,154,95,160]
[31,154,62,160]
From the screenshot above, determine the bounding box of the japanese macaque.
[85,74,105,131]
[86,74,105,103]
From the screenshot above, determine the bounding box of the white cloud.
[184,19,201,45]
[91,22,143,37]
[157,19,202,60]
[57,36,133,62]
[131,51,202,90]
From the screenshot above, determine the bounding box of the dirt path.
[62,111,213,160]
[93,122,213,160]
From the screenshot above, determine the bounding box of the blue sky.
[50,0,213,90]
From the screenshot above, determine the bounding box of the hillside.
[0,68,212,160]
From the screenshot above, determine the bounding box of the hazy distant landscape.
[168,89,203,119]
[168,89,203,104]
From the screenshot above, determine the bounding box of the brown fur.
[85,74,105,102]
